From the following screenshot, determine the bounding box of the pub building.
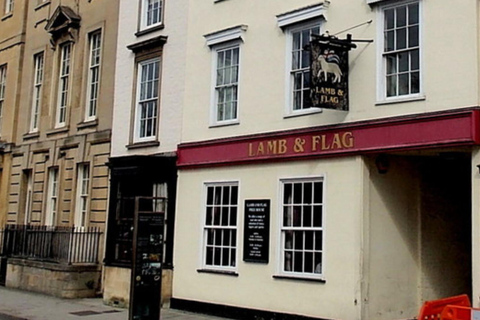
[170,1,480,320]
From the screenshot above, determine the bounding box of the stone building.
[0,0,118,297]
[171,0,480,319]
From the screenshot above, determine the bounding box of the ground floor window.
[281,178,324,277]
[203,183,238,270]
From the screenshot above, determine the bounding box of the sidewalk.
[0,287,229,320]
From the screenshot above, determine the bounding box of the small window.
[56,43,72,127]
[75,164,90,227]
[0,64,6,137]
[379,1,421,101]
[212,44,240,125]
[203,183,239,270]
[45,167,59,226]
[135,58,160,141]
[4,0,13,14]
[287,22,321,114]
[85,30,102,121]
[280,178,324,278]
[141,0,164,30]
[30,52,44,132]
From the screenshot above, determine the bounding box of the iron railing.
[0,225,102,265]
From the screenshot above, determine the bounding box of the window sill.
[46,126,69,136]
[1,12,13,21]
[23,131,40,140]
[135,24,165,37]
[77,119,98,130]
[376,95,426,106]
[126,140,160,149]
[209,120,240,128]
[272,274,326,283]
[284,107,323,119]
[197,269,239,277]
[35,1,51,11]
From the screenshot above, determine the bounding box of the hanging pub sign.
[310,34,356,111]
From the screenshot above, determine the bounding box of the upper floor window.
[141,0,163,30]
[56,42,72,127]
[85,30,102,121]
[213,44,240,125]
[288,23,320,113]
[30,52,44,132]
[379,1,421,101]
[135,58,160,141]
[0,64,6,137]
[4,0,13,14]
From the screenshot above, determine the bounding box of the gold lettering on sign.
[312,132,355,151]
[248,139,288,157]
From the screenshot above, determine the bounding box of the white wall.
[111,0,188,157]
[173,156,364,320]
[181,0,479,143]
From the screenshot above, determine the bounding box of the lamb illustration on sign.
[317,49,342,83]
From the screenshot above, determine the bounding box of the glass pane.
[386,55,396,75]
[222,248,229,266]
[303,206,312,227]
[305,231,314,250]
[314,253,322,273]
[214,186,222,204]
[396,28,407,50]
[283,207,292,227]
[293,252,303,272]
[313,205,323,227]
[408,3,419,25]
[411,49,419,70]
[213,209,220,225]
[285,231,293,249]
[284,250,292,271]
[206,247,213,265]
[293,183,302,203]
[207,187,214,205]
[292,52,300,70]
[214,248,221,265]
[301,49,310,69]
[303,183,312,203]
[224,229,231,246]
[408,26,419,47]
[205,207,212,225]
[207,230,214,245]
[221,207,229,226]
[397,6,407,27]
[231,186,238,204]
[301,30,310,47]
[386,75,397,97]
[315,231,323,250]
[214,230,221,246]
[222,187,230,205]
[230,207,237,225]
[231,230,236,246]
[293,207,301,227]
[216,70,224,86]
[294,91,301,110]
[313,182,323,203]
[385,30,395,52]
[411,72,420,94]
[385,9,395,29]
[398,52,409,72]
[294,231,304,250]
[217,51,224,68]
[398,73,409,95]
[304,252,313,273]
[292,32,301,50]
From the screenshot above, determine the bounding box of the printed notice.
[243,199,270,263]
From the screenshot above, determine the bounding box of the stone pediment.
[45,6,81,35]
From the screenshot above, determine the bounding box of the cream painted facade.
[173,1,480,319]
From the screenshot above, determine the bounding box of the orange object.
[440,305,480,320]
[417,295,471,320]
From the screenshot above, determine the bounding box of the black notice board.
[243,199,270,263]
[129,211,164,320]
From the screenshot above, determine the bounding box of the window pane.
[313,205,322,227]
[411,72,420,94]
[386,75,397,97]
[385,9,395,29]
[408,26,419,47]
[398,73,409,95]
[396,28,407,50]
[408,3,419,24]
[411,49,419,70]
[398,52,409,72]
[386,55,396,75]
[385,31,395,52]
[396,6,407,27]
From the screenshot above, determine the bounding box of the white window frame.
[0,64,6,137]
[210,42,241,126]
[24,170,33,225]
[140,0,164,30]
[134,57,160,142]
[74,164,90,228]
[279,177,324,279]
[4,0,13,14]
[56,42,72,127]
[376,0,423,103]
[284,21,322,116]
[202,182,239,271]
[85,30,102,122]
[45,167,59,226]
[30,52,44,132]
